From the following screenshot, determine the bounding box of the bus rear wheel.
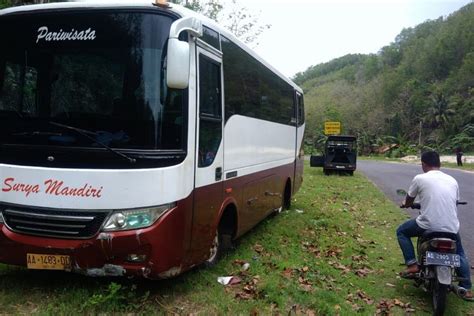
[283,181,291,210]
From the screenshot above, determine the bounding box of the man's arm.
[402,176,418,208]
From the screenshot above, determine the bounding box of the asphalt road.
[357,160,474,265]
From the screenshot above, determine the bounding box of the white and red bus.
[0,0,305,278]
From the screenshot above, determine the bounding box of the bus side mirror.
[166,38,190,89]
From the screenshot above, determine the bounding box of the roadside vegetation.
[441,161,474,171]
[0,163,472,315]
[359,155,474,171]
[297,3,473,157]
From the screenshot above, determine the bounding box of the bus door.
[191,45,225,260]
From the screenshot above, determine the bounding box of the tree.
[174,0,223,21]
[297,2,474,154]
[0,0,47,7]
[222,0,270,46]
[170,0,270,46]
[425,92,456,130]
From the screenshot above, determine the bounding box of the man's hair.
[421,151,441,168]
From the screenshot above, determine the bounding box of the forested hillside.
[295,3,473,155]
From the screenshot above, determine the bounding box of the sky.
[231,0,473,78]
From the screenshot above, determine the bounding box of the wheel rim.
[207,233,219,263]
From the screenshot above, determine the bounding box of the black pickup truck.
[310,135,357,175]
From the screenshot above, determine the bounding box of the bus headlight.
[102,203,175,232]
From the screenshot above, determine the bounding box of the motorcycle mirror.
[396,189,407,196]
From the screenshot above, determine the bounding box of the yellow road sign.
[324,121,341,135]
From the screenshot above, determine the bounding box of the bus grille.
[2,207,110,239]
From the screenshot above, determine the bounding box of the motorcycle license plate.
[426,251,461,267]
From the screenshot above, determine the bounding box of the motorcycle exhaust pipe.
[451,284,467,297]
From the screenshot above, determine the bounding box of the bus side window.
[198,54,222,168]
[297,93,304,126]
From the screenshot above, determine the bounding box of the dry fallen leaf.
[253,243,264,253]
[233,259,247,265]
[306,309,317,316]
[282,267,293,279]
[354,267,373,277]
[325,246,343,258]
[394,298,403,306]
[329,261,351,274]
[356,289,374,305]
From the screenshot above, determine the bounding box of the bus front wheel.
[205,230,222,266]
[205,228,233,267]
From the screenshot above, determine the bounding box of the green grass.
[441,162,474,171]
[0,163,472,315]
[359,155,403,162]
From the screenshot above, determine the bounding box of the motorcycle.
[396,189,467,316]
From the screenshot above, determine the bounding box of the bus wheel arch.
[205,203,237,266]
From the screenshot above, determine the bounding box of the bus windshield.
[0,11,186,151]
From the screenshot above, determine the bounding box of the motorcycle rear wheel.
[431,279,448,316]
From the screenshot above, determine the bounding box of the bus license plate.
[27,253,71,270]
[426,251,460,267]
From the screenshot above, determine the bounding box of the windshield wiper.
[48,121,136,164]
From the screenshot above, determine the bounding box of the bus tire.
[205,228,224,267]
[283,180,291,210]
[205,223,234,267]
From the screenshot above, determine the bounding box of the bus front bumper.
[0,208,189,279]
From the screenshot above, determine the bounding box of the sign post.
[324,121,341,135]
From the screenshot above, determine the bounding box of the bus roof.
[0,0,302,93]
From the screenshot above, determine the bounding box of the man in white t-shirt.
[397,151,472,300]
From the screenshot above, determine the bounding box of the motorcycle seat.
[421,231,457,241]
